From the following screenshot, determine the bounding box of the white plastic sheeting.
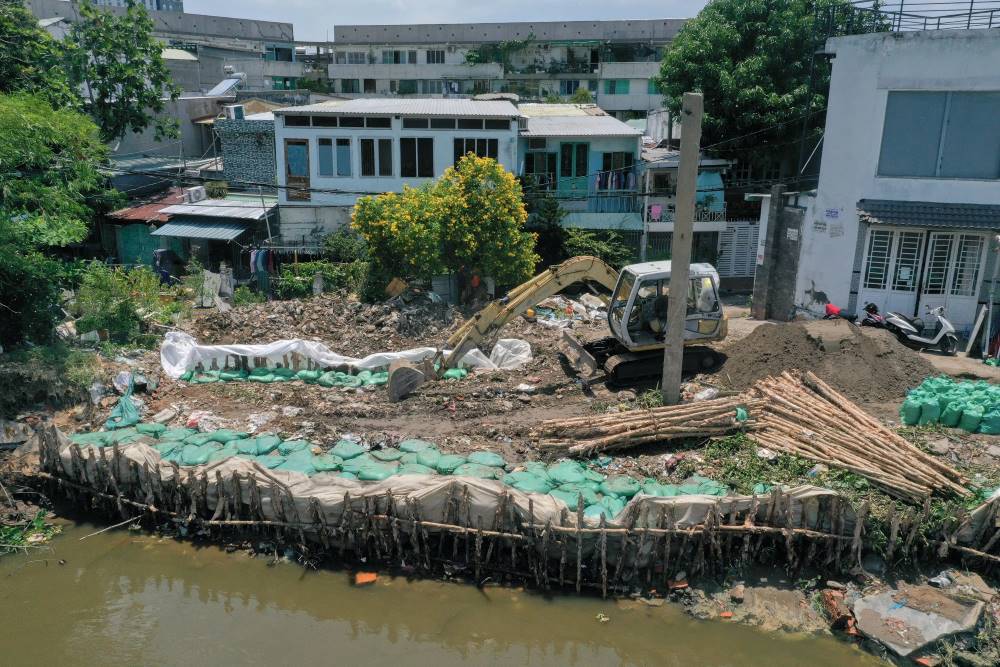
[160,331,531,379]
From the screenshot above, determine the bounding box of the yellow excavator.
[440,256,728,384]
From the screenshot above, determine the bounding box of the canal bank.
[0,522,882,666]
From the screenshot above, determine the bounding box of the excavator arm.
[441,256,619,369]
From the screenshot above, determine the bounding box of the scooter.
[884,305,959,356]
[860,302,886,328]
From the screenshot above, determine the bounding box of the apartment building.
[91,0,183,11]
[320,20,684,120]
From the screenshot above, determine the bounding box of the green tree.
[656,0,848,167]
[65,0,180,141]
[0,0,77,107]
[524,187,568,268]
[569,87,594,104]
[352,155,538,288]
[0,93,119,346]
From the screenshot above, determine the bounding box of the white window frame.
[317,137,353,178]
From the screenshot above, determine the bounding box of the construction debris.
[536,396,758,457]
[751,371,968,502]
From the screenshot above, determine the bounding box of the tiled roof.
[858,200,1000,230]
[277,98,520,118]
[521,114,641,137]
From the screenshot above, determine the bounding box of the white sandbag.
[489,339,532,370]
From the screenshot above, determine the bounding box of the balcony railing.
[818,0,1000,35]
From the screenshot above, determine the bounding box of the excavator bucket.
[558,329,601,378]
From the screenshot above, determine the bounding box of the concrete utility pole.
[660,92,703,405]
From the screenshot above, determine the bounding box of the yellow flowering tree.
[352,154,538,286]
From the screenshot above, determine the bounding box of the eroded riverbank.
[0,521,881,666]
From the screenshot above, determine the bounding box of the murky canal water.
[0,522,882,666]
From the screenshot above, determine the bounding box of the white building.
[794,29,1000,333]
[318,20,683,120]
[273,98,522,241]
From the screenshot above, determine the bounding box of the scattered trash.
[112,371,133,395]
[692,387,720,402]
[514,383,536,394]
[595,613,610,623]
[928,571,953,588]
[354,571,378,586]
[151,407,177,424]
[247,411,278,433]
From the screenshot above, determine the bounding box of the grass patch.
[702,434,814,494]
[0,511,60,555]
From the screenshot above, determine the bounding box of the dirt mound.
[186,291,460,357]
[716,319,935,402]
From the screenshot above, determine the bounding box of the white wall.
[275,115,519,208]
[796,29,1000,311]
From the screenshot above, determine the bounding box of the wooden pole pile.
[751,371,968,503]
[537,396,761,457]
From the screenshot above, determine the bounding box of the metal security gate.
[716,221,759,277]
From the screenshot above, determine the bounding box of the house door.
[918,231,987,332]
[284,139,311,201]
[858,227,923,317]
[116,223,159,266]
[558,142,589,198]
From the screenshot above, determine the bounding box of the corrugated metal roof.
[518,103,593,118]
[858,199,1000,230]
[151,219,249,241]
[160,198,275,220]
[641,147,733,169]
[521,115,642,138]
[109,188,185,223]
[277,98,520,118]
[162,48,198,62]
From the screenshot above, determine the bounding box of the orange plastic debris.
[668,579,689,591]
[913,658,938,667]
[354,572,378,586]
[720,611,734,619]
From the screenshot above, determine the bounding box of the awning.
[151,219,248,241]
[858,199,1000,230]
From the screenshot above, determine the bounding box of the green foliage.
[232,285,264,306]
[352,154,538,287]
[569,87,594,104]
[563,228,634,268]
[204,180,228,199]
[634,389,665,409]
[0,93,119,346]
[323,229,368,263]
[0,511,60,555]
[0,1,78,107]
[703,434,814,493]
[76,261,162,342]
[464,34,535,67]
[543,93,564,104]
[524,188,568,268]
[657,0,849,165]
[182,257,207,306]
[275,260,369,300]
[65,0,180,141]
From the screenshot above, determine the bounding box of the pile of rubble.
[186,290,461,356]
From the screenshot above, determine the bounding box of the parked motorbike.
[883,305,959,356]
[859,302,886,328]
[822,303,858,322]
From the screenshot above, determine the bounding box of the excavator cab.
[608,262,725,351]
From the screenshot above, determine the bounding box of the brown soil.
[710,319,936,403]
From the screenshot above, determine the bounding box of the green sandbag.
[359,370,389,386]
[207,445,238,463]
[940,403,963,428]
[452,463,500,479]
[641,478,666,496]
[253,454,285,469]
[468,451,505,468]
[960,407,983,433]
[677,484,702,495]
[181,443,221,466]
[582,468,606,484]
[70,432,110,446]
[371,447,403,462]
[357,463,394,481]
[981,410,1000,435]
[136,423,166,436]
[276,450,317,475]
[312,454,343,472]
[296,369,322,383]
[339,472,358,480]
[549,488,584,510]
[247,372,276,383]
[331,439,366,460]
[918,398,941,426]
[442,368,468,380]
[235,434,281,456]
[272,367,296,379]
[502,472,553,494]
[153,441,181,456]
[315,371,338,388]
[752,482,773,495]
[179,371,193,381]
[698,481,729,497]
[599,475,641,499]
[399,438,435,454]
[600,495,626,517]
[190,370,221,384]
[104,428,140,443]
[435,454,467,474]
[398,463,438,475]
[584,503,615,520]
[556,483,600,506]
[278,439,312,455]
[339,454,374,474]
[219,369,248,381]
[158,428,196,442]
[547,461,586,485]
[524,462,551,481]
[416,448,442,468]
[900,396,923,426]
[105,378,140,430]
[249,367,272,378]
[399,453,419,465]
[184,432,216,446]
[208,429,248,444]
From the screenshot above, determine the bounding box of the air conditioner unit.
[184,186,207,203]
[223,104,245,120]
[223,64,235,75]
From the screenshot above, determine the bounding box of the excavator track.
[602,346,722,385]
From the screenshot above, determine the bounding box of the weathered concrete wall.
[216,119,276,186]
[334,20,685,45]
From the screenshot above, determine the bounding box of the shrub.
[204,180,228,199]
[323,229,368,263]
[232,285,264,306]
[274,260,369,300]
[76,261,162,342]
[563,228,634,268]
